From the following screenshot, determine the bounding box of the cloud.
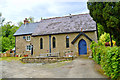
[0,0,89,25]
[54,0,88,2]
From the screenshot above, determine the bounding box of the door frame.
[31,45,33,55]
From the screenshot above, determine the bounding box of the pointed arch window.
[66,36,69,48]
[40,38,43,49]
[53,37,56,48]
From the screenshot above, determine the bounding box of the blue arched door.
[78,39,87,55]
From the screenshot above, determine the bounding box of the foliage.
[97,23,104,39]
[17,21,23,27]
[101,47,120,79]
[87,2,120,46]
[0,22,19,52]
[90,41,104,64]
[99,32,110,45]
[18,17,34,27]
[109,40,116,46]
[0,13,5,26]
[98,32,116,46]
[90,41,120,79]
[0,36,2,53]
[1,16,35,52]
[1,15,35,52]
[28,16,34,23]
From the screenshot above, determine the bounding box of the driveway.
[1,57,105,78]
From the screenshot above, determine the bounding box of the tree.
[87,2,120,46]
[0,12,5,53]
[28,16,34,23]
[99,32,110,44]
[97,23,104,39]
[2,37,11,52]
[1,22,19,52]
[1,16,34,52]
[0,13,5,26]
[18,17,34,27]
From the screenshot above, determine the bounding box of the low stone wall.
[20,57,74,63]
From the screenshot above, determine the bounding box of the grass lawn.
[0,57,23,62]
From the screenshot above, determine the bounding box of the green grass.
[0,57,24,62]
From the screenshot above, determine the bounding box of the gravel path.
[0,57,105,78]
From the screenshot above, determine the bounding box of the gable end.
[71,32,93,44]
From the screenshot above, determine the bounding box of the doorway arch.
[78,39,87,55]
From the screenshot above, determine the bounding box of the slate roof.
[14,13,96,36]
[13,22,40,36]
[32,13,96,36]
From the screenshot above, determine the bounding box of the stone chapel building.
[14,13,97,57]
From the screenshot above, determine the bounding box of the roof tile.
[14,13,96,36]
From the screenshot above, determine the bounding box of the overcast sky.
[0,0,89,25]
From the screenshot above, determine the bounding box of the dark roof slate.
[14,13,96,36]
[32,13,96,36]
[13,22,39,36]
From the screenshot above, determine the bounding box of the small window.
[23,36,26,39]
[40,38,43,49]
[53,37,56,48]
[26,45,31,51]
[26,36,31,41]
[66,36,69,48]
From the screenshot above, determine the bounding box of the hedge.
[90,41,120,79]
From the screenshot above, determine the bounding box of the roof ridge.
[14,13,96,36]
[22,22,41,25]
[42,13,89,21]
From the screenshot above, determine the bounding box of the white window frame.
[26,36,31,41]
[26,45,31,51]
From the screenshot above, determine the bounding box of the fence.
[0,53,15,57]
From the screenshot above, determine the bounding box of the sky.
[0,0,89,25]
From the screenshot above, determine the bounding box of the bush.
[90,41,104,64]
[90,41,120,79]
[101,46,120,79]
[99,32,110,45]
[105,42,110,46]
[109,40,116,46]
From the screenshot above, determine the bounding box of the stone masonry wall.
[16,35,32,56]
[16,31,97,57]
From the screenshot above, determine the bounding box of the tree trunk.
[96,23,99,40]
[110,33,113,47]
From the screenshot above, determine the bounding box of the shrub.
[99,32,110,45]
[101,46,120,79]
[105,42,110,46]
[109,40,116,46]
[90,42,120,79]
[90,41,104,64]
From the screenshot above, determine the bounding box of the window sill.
[26,50,31,52]
[26,40,31,42]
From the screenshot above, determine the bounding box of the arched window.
[40,38,43,49]
[53,37,56,48]
[66,36,69,48]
